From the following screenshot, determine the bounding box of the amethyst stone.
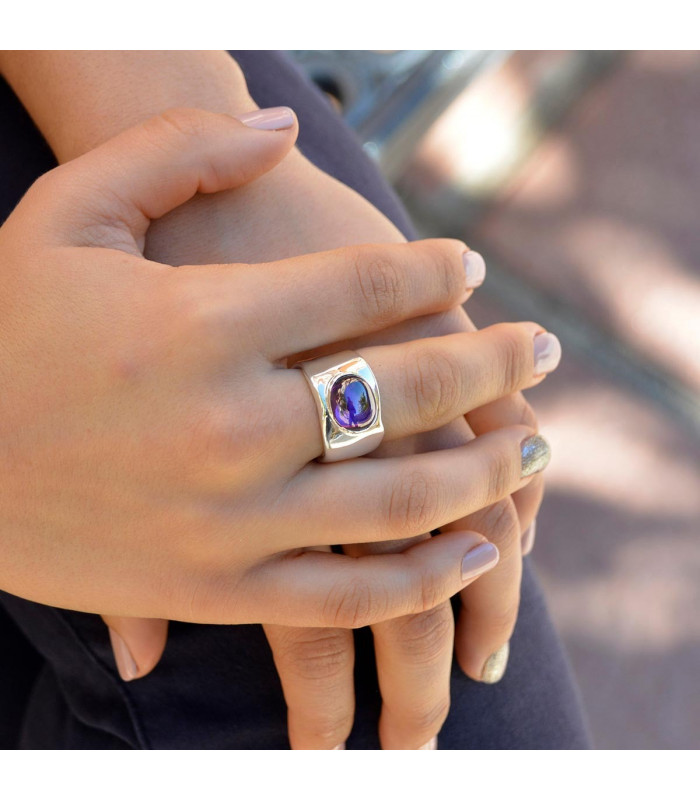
[329,375,375,430]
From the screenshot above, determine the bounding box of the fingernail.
[235,106,295,131]
[521,519,537,556]
[533,332,562,375]
[463,251,486,289]
[461,541,499,582]
[419,736,438,750]
[332,743,346,750]
[521,434,551,478]
[481,642,510,684]
[108,627,139,681]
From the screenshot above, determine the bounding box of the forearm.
[0,50,256,161]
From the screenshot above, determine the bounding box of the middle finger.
[284,423,548,548]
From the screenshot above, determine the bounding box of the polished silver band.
[294,350,384,463]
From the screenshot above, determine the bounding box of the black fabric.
[0,606,43,748]
[0,51,591,749]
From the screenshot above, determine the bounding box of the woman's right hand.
[0,109,548,627]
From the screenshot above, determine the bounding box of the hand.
[102,107,558,749]
[0,50,554,749]
[0,109,546,633]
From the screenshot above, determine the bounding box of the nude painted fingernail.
[521,519,537,556]
[521,434,551,478]
[533,332,562,375]
[481,642,510,684]
[419,736,438,750]
[461,541,499,582]
[463,251,486,289]
[108,627,139,682]
[235,106,295,131]
[332,743,346,750]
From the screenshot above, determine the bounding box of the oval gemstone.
[330,375,375,429]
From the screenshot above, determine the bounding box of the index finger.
[245,240,478,359]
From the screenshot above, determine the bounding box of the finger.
[467,394,547,546]
[30,107,298,251]
[452,405,547,680]
[464,321,560,546]
[343,529,498,749]
[368,418,524,691]
[204,530,498,628]
[372,601,454,750]
[286,425,550,546]
[102,615,169,681]
[323,303,549,544]
[444,497,523,683]
[362,323,559,440]
[282,323,560,464]
[353,534,453,751]
[448,459,540,688]
[247,239,474,358]
[264,623,355,750]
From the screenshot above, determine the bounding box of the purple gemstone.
[330,375,375,429]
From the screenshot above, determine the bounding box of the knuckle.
[187,404,249,467]
[401,697,451,736]
[422,240,464,303]
[144,107,208,145]
[305,715,354,749]
[186,389,284,470]
[171,275,251,346]
[323,579,380,629]
[408,346,463,429]
[352,249,405,327]
[311,715,353,750]
[160,285,222,362]
[492,325,532,395]
[386,470,441,537]
[142,109,231,193]
[275,629,353,682]
[486,446,517,502]
[417,568,448,614]
[392,604,453,664]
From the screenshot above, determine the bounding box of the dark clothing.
[0,51,591,749]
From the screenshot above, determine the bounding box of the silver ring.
[294,350,384,462]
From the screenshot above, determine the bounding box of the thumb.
[102,616,169,681]
[38,106,298,252]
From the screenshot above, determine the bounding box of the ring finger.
[283,322,560,465]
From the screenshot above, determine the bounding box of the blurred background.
[289,50,700,749]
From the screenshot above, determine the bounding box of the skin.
[0,52,553,749]
[0,109,550,624]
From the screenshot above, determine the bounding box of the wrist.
[2,50,257,162]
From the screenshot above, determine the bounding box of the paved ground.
[398,51,700,749]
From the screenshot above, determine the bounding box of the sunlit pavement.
[399,51,700,749]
